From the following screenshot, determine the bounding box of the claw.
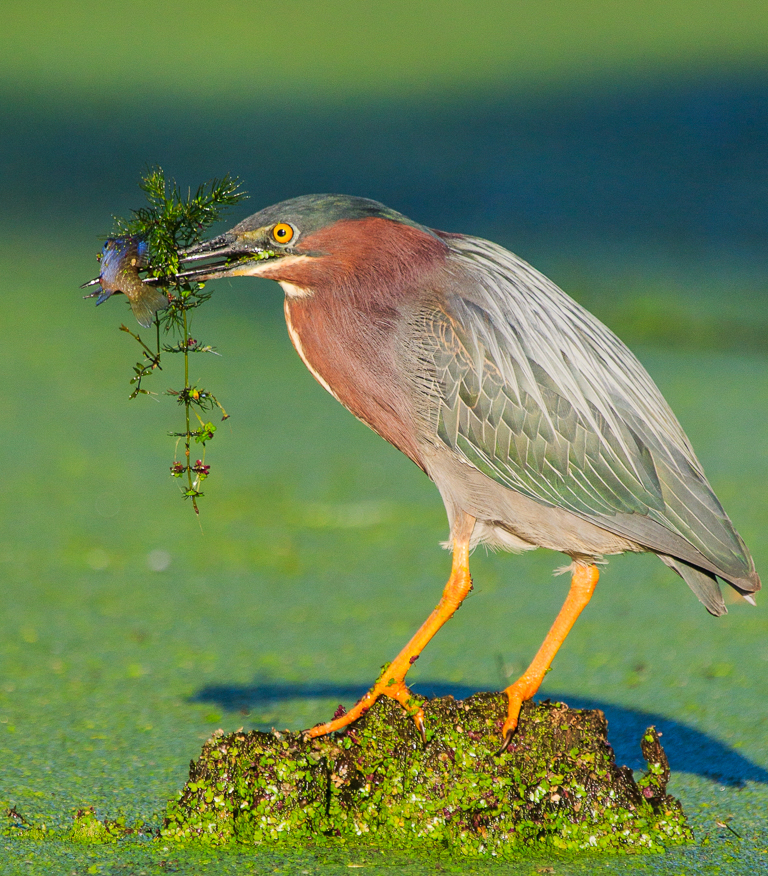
[495,728,515,757]
[413,711,427,743]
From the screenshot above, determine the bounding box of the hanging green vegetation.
[83,168,247,514]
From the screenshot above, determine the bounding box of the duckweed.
[162,694,692,856]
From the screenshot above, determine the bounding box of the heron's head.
[177,194,448,300]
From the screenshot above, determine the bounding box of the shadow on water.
[190,679,768,787]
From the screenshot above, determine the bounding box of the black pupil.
[277,227,287,238]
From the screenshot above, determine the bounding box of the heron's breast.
[282,294,426,469]
[283,295,343,404]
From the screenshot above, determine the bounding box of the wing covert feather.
[409,235,754,583]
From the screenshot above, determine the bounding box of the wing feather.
[409,234,757,589]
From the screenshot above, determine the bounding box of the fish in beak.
[81,236,169,328]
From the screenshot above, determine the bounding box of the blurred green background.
[1,2,768,873]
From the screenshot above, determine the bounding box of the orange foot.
[305,664,426,740]
[498,563,599,752]
[305,512,476,741]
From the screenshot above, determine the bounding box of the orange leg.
[501,563,599,746]
[306,513,476,739]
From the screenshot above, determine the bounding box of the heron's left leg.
[306,512,476,739]
[500,563,599,747]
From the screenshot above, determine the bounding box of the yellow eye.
[272,223,294,244]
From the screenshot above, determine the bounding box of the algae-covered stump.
[163,694,691,855]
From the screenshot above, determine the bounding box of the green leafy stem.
[112,168,247,515]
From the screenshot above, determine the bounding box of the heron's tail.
[659,554,760,617]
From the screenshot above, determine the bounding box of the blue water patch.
[3,72,768,270]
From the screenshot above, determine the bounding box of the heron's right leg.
[500,563,599,748]
[305,512,476,739]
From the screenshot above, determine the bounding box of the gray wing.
[411,234,758,607]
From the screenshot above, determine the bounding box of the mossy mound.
[162,694,692,855]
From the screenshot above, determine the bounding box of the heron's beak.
[83,229,291,292]
[171,230,287,283]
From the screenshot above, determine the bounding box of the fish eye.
[272,223,295,244]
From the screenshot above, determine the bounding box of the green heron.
[176,194,760,747]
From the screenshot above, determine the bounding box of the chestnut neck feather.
[275,217,448,469]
